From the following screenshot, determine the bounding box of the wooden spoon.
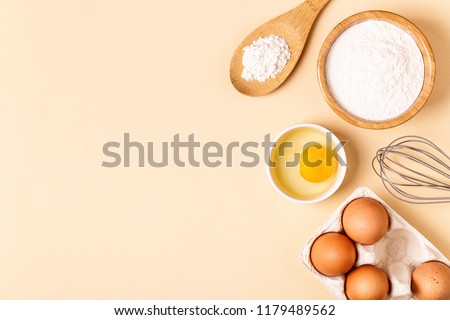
[230,0,331,96]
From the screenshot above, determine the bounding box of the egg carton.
[301,186,450,300]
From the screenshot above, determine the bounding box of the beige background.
[1,0,450,299]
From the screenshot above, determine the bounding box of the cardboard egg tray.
[301,186,450,300]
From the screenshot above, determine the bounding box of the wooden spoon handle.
[306,0,331,13]
[286,0,330,33]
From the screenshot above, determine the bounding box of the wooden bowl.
[317,10,435,129]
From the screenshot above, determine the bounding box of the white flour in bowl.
[326,20,425,121]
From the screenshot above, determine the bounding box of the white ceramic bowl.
[266,124,347,204]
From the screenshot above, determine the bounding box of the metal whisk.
[373,136,450,204]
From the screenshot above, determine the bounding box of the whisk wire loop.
[373,135,450,204]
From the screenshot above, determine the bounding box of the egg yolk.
[300,145,337,183]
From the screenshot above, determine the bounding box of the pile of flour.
[241,35,291,83]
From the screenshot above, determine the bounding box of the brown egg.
[345,265,390,300]
[342,197,389,245]
[310,232,356,277]
[412,261,450,300]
